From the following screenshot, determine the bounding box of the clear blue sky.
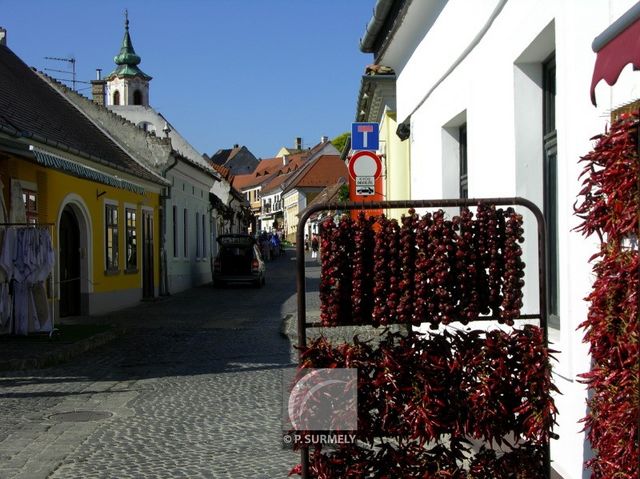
[1,0,377,159]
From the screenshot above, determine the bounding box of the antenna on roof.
[44,56,80,91]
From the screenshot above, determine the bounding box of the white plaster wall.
[166,165,212,293]
[211,179,229,206]
[385,1,640,477]
[105,77,148,106]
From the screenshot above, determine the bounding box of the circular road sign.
[348,150,382,180]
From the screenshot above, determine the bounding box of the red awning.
[590,2,640,106]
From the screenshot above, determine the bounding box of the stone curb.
[280,313,296,342]
[0,326,126,372]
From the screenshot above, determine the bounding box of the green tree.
[331,132,350,154]
[337,184,350,203]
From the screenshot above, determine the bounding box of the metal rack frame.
[295,197,550,479]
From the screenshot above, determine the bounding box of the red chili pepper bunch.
[402,331,466,444]
[351,212,375,324]
[397,208,419,323]
[319,217,339,326]
[500,208,525,325]
[454,326,556,446]
[578,245,639,478]
[574,111,640,241]
[512,324,559,444]
[296,442,547,479]
[319,206,527,327]
[318,215,354,326]
[475,204,505,316]
[451,208,480,325]
[468,444,546,479]
[411,205,525,326]
[337,215,355,323]
[413,212,434,326]
[371,216,401,326]
[574,112,639,478]
[301,441,465,479]
[424,210,458,325]
[293,326,556,477]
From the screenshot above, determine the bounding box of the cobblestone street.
[0,250,319,479]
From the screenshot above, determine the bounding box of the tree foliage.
[331,132,350,154]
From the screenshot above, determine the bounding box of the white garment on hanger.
[0,282,10,330]
[0,227,14,334]
[30,229,54,332]
[0,227,16,280]
[0,227,54,335]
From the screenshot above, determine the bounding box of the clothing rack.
[0,222,56,337]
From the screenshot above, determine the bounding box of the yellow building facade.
[0,144,163,320]
[283,190,300,243]
[380,110,411,219]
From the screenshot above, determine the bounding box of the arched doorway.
[59,206,81,317]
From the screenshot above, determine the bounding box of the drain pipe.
[159,153,179,296]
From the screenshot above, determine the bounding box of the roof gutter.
[360,0,396,53]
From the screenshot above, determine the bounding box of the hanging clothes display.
[0,227,13,334]
[0,224,55,335]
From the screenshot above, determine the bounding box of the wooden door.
[59,208,80,316]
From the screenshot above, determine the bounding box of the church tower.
[105,11,152,107]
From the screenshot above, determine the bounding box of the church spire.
[107,10,151,81]
[105,10,152,107]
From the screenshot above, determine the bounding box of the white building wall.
[106,77,149,106]
[259,190,282,233]
[382,1,640,477]
[166,165,212,294]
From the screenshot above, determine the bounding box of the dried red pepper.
[574,111,639,479]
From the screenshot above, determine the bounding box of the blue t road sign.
[351,122,379,150]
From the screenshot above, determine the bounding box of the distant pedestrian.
[259,231,270,261]
[270,233,280,258]
[304,234,309,251]
[311,235,319,259]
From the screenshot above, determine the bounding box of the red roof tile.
[285,155,347,191]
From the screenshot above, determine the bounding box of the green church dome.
[107,11,151,81]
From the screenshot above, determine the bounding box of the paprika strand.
[574,111,640,479]
[396,209,418,324]
[351,212,375,324]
